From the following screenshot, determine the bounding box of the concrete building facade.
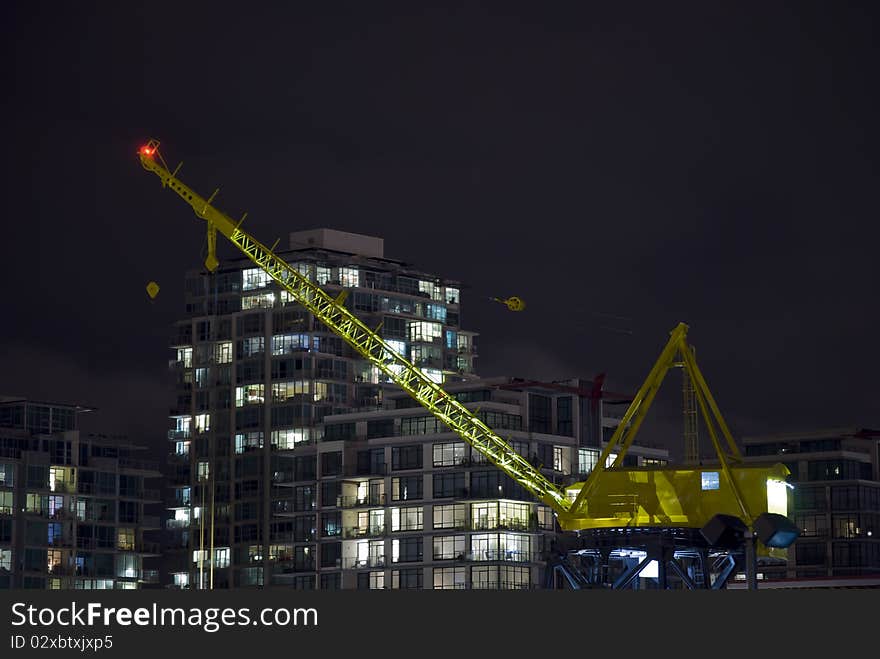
[0,397,161,589]
[743,427,880,583]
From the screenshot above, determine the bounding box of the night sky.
[2,2,878,459]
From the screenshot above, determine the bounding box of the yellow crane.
[137,140,797,573]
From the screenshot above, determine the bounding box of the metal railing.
[462,550,539,563]
[470,519,535,532]
[342,556,386,570]
[342,525,386,539]
[337,494,386,508]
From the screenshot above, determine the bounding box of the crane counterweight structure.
[137,139,797,581]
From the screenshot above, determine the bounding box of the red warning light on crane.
[140,146,154,156]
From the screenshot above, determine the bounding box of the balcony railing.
[140,570,160,583]
[470,519,535,533]
[463,550,539,563]
[343,464,388,477]
[139,541,162,555]
[141,515,161,529]
[342,556,386,570]
[119,457,160,473]
[342,525,386,539]
[273,560,316,574]
[471,582,535,590]
[166,518,191,529]
[337,494,386,508]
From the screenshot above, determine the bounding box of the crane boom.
[138,140,571,513]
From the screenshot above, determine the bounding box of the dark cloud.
[2,2,878,458]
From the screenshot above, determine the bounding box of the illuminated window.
[242,268,269,290]
[392,476,423,501]
[536,506,554,531]
[433,566,466,590]
[445,287,459,304]
[242,292,275,309]
[391,568,423,590]
[701,472,720,491]
[116,553,138,579]
[235,384,265,407]
[0,548,12,571]
[407,320,442,342]
[272,428,311,449]
[433,442,466,467]
[48,496,63,519]
[194,414,210,433]
[552,446,570,473]
[117,528,135,551]
[392,537,422,563]
[385,338,406,357]
[316,266,331,285]
[433,504,466,530]
[426,304,447,322]
[472,565,530,590]
[197,462,210,481]
[172,573,189,589]
[272,333,309,354]
[240,336,265,357]
[578,448,599,476]
[767,479,790,516]
[177,347,193,368]
[419,280,442,301]
[391,506,423,531]
[46,549,62,573]
[368,571,384,590]
[433,535,465,560]
[0,491,12,515]
[235,432,263,454]
[339,267,360,288]
[272,381,309,402]
[214,341,233,364]
[0,463,13,487]
[26,493,47,515]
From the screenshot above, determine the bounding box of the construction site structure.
[138,140,799,589]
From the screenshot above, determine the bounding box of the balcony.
[273,560,316,574]
[463,550,538,563]
[141,515,161,529]
[166,518,191,530]
[342,556,386,570]
[471,519,535,533]
[343,464,388,477]
[337,494,386,508]
[140,570,160,584]
[138,541,162,556]
[342,525,386,539]
[119,457,161,474]
[471,582,535,591]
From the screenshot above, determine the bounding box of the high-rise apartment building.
[743,427,880,583]
[165,229,668,589]
[0,397,161,589]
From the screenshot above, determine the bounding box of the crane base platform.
[545,527,784,590]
